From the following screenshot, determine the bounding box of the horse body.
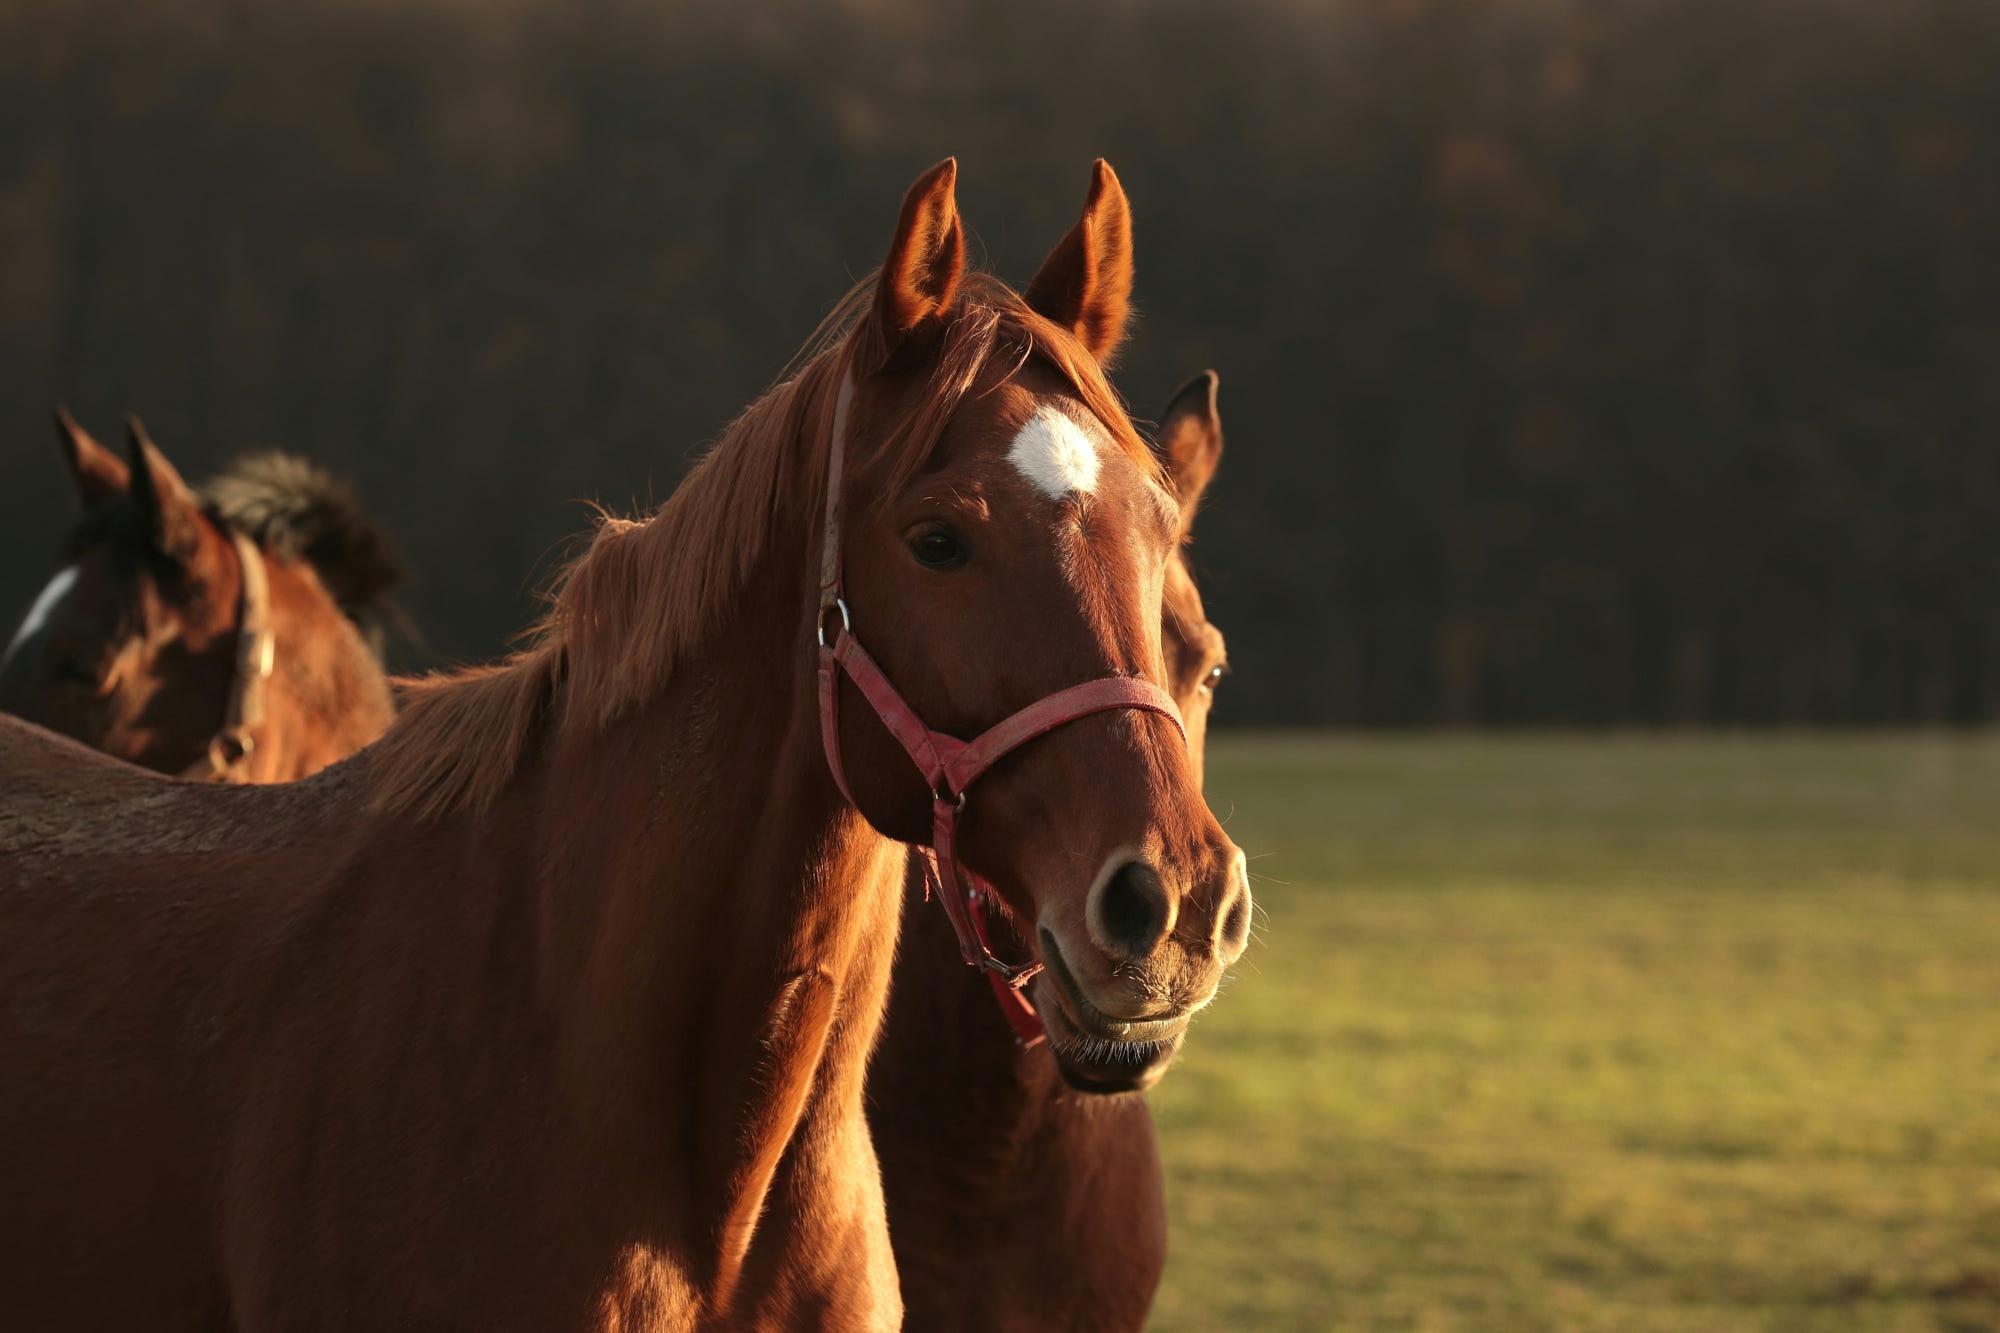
[0,160,1247,1329]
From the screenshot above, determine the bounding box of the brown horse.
[0,411,398,781]
[873,370,1229,1332]
[0,159,1247,1330]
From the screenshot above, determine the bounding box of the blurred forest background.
[3,0,1998,726]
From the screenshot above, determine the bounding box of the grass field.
[1148,734,2000,1332]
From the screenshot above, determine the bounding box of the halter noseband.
[181,530,275,783]
[814,368,1187,1044]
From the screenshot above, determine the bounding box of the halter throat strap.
[182,530,275,783]
[812,366,1186,1040]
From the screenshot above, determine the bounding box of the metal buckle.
[816,597,851,648]
[980,951,1043,986]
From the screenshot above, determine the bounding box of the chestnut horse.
[0,159,1248,1330]
[874,369,1230,1332]
[0,411,398,781]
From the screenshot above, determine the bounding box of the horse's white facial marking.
[3,565,79,666]
[1008,406,1102,500]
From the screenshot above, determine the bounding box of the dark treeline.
[3,0,1997,725]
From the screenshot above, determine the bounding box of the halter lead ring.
[812,366,1187,1042]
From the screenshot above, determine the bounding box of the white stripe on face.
[1007,406,1102,499]
[3,565,80,666]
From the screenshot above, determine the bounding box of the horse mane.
[198,452,406,623]
[369,273,1160,823]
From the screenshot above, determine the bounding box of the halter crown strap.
[818,373,855,611]
[182,530,275,783]
[812,364,1188,1042]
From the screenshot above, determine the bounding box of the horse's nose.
[1214,846,1252,967]
[1088,858,1174,961]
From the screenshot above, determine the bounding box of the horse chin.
[1030,963,1186,1095]
[1047,1025,1181,1094]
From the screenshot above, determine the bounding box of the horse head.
[0,412,395,780]
[827,160,1251,1093]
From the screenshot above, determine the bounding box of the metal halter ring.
[817,597,851,648]
[934,785,969,813]
[209,728,255,771]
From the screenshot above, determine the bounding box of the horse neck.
[253,556,395,780]
[518,521,906,1298]
[874,874,1060,1167]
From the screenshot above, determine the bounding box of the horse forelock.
[368,271,1160,823]
[859,272,1161,504]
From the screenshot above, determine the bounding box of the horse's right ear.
[1157,371,1224,532]
[124,416,206,565]
[55,406,130,508]
[857,159,964,374]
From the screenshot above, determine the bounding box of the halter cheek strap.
[181,531,275,783]
[814,369,1187,1043]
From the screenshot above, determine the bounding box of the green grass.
[1150,734,2000,1332]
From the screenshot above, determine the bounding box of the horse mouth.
[1034,928,1187,1094]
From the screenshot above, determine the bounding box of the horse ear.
[124,416,206,565]
[1157,371,1223,531]
[55,406,130,508]
[1025,159,1134,365]
[863,159,965,367]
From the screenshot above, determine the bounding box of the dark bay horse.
[0,159,1248,1329]
[0,411,399,781]
[874,369,1230,1332]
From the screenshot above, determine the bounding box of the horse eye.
[908,526,969,570]
[1198,662,1228,696]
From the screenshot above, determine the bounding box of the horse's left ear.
[55,406,131,508]
[124,416,207,566]
[1156,370,1224,529]
[1026,159,1134,365]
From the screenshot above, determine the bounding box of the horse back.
[0,714,329,1327]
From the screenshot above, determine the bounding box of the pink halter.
[814,369,1185,1044]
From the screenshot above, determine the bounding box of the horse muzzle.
[1033,928,1193,1093]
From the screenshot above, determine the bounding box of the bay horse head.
[0,411,398,781]
[827,160,1251,1093]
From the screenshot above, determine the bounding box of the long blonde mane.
[369,274,1160,822]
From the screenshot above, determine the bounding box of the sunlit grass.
[1150,733,2000,1332]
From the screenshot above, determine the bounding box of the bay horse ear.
[55,406,130,508]
[861,158,965,370]
[124,415,207,565]
[1025,159,1134,365]
[1156,370,1223,528]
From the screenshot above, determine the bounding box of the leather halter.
[181,530,275,783]
[814,368,1187,1044]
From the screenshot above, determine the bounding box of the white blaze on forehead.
[1007,405,1103,499]
[3,565,80,665]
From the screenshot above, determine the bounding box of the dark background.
[4,0,1997,726]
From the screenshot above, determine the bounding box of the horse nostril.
[1091,860,1171,959]
[1215,853,1253,964]
[1220,883,1252,960]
